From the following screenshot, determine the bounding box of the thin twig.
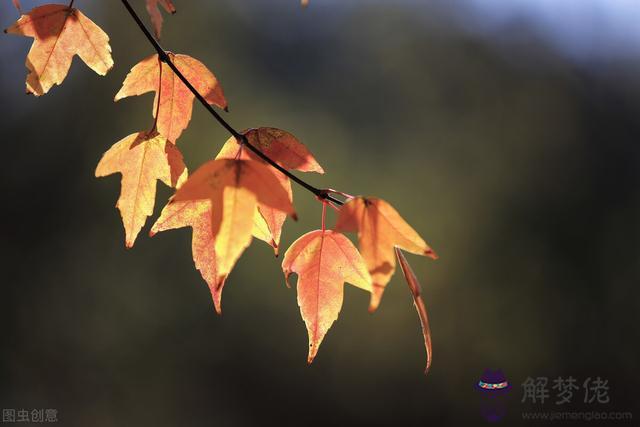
[119,0,344,206]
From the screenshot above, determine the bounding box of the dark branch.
[119,0,344,206]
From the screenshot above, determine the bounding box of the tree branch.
[119,0,344,206]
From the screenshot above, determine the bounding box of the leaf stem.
[321,200,327,232]
[150,55,162,133]
[119,0,344,206]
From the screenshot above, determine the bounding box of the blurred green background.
[1,0,638,425]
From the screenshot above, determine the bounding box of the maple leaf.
[153,158,294,313]
[5,4,114,96]
[115,53,227,143]
[334,197,437,312]
[216,127,324,254]
[282,230,372,363]
[395,248,433,374]
[95,131,187,248]
[146,0,176,40]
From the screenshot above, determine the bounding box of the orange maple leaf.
[95,131,187,248]
[115,53,227,143]
[395,248,433,374]
[216,127,324,254]
[153,159,294,313]
[334,196,437,312]
[282,230,372,363]
[146,0,176,40]
[5,4,114,96]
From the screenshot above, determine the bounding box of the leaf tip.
[307,344,317,365]
[367,284,385,313]
[212,276,227,315]
[426,248,439,260]
[283,271,293,288]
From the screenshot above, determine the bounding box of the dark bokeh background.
[1,1,639,425]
